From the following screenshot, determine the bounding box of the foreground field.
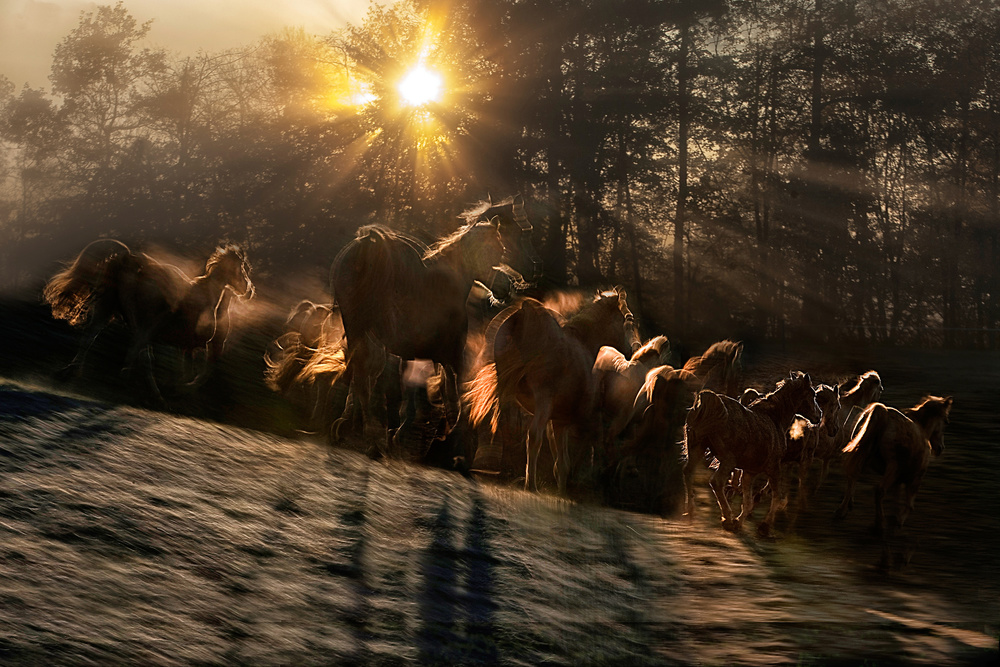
[0,369,996,665]
[0,298,997,664]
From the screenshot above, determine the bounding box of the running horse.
[834,395,952,569]
[44,238,254,403]
[683,371,821,535]
[466,288,635,494]
[812,370,884,492]
[330,203,538,454]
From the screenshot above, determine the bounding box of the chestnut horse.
[834,395,952,569]
[466,288,634,494]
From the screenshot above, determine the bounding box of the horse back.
[843,403,927,479]
[494,298,595,420]
[687,391,784,472]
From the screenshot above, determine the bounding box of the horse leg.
[328,363,356,444]
[682,432,706,519]
[815,459,831,496]
[58,298,114,380]
[898,468,926,530]
[757,468,784,537]
[131,343,166,408]
[873,459,899,535]
[525,405,551,493]
[347,339,386,457]
[439,365,462,435]
[736,470,763,530]
[834,474,857,521]
[548,423,572,497]
[786,458,811,533]
[709,462,739,531]
[875,482,896,571]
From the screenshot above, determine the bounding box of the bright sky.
[0,0,374,90]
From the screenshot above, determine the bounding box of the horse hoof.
[722,518,740,533]
[756,522,773,538]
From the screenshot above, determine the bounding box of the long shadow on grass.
[417,492,499,665]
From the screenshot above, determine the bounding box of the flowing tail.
[465,363,500,432]
[841,403,888,475]
[43,239,132,326]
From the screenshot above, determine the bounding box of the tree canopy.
[1,0,997,349]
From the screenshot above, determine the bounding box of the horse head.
[475,195,542,290]
[207,244,254,300]
[461,219,506,282]
[910,395,952,457]
[779,371,821,424]
[796,372,822,424]
[593,286,633,355]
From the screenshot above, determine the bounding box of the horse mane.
[632,335,669,365]
[205,243,244,271]
[904,395,952,423]
[752,372,812,420]
[683,340,741,373]
[564,290,619,330]
[460,197,516,224]
[841,370,880,397]
[423,221,483,262]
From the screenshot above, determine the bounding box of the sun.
[398,64,443,107]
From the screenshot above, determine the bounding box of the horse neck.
[193,271,232,310]
[755,384,806,426]
[842,379,876,410]
[425,238,479,288]
[905,404,941,437]
[563,319,617,361]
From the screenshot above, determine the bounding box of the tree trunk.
[674,20,691,336]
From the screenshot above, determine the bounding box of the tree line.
[1,0,997,349]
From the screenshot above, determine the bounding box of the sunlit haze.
[398,64,443,108]
[0,0,374,89]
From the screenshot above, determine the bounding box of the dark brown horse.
[780,383,842,515]
[462,196,542,300]
[330,215,517,453]
[466,288,634,494]
[44,239,253,402]
[834,395,952,569]
[683,371,821,535]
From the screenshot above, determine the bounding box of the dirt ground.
[0,297,997,665]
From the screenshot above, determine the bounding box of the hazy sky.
[0,0,374,90]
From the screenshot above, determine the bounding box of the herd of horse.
[41,196,953,569]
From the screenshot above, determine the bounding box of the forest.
[1,0,998,350]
